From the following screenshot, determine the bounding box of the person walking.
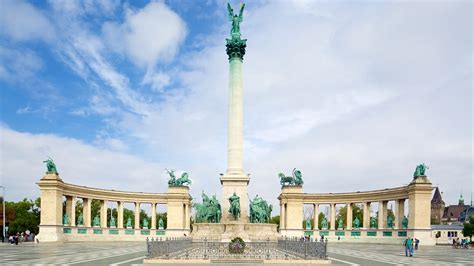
[415,238,419,250]
[404,237,413,257]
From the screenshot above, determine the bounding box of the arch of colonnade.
[278,175,434,244]
[37,173,192,242]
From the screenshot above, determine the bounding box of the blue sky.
[0,0,472,213]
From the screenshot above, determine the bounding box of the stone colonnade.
[37,173,192,242]
[279,176,433,244]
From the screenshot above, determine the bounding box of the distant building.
[442,194,469,224]
[431,190,471,225]
[431,187,445,224]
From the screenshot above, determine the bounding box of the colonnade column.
[362,202,370,229]
[378,201,387,229]
[346,203,353,230]
[70,197,76,226]
[396,199,405,228]
[117,201,124,229]
[134,202,140,229]
[313,204,319,230]
[151,203,156,230]
[65,196,75,226]
[100,200,107,228]
[83,198,91,227]
[330,203,336,230]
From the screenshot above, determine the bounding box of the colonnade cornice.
[280,185,410,205]
[37,179,192,204]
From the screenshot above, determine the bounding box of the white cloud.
[102,1,187,67]
[0,46,44,81]
[0,0,55,42]
[1,0,471,212]
[0,126,166,201]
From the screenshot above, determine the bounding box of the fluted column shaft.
[363,202,370,229]
[100,200,107,228]
[83,198,91,227]
[226,58,244,175]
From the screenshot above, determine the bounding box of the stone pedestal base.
[220,175,250,223]
[37,225,64,242]
[192,222,278,242]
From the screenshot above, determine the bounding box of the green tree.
[269,215,280,230]
[318,212,327,230]
[462,216,474,242]
[6,198,41,235]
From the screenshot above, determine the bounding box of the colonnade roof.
[39,178,191,204]
[280,185,410,204]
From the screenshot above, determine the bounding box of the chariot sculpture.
[167,169,192,186]
[278,168,303,186]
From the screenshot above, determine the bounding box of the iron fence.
[146,237,327,261]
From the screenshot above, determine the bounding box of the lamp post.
[0,186,5,243]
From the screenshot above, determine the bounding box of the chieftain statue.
[337,218,343,229]
[126,217,132,228]
[77,213,84,226]
[305,217,312,230]
[110,215,116,227]
[321,217,328,229]
[353,217,360,229]
[167,169,192,186]
[93,215,100,227]
[370,217,377,228]
[158,218,164,229]
[278,168,304,186]
[194,192,222,223]
[413,163,428,177]
[249,195,272,223]
[43,157,58,174]
[402,216,408,229]
[143,218,149,229]
[63,213,69,225]
[387,215,394,228]
[228,192,241,220]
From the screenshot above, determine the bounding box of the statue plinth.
[220,174,250,223]
[411,175,431,184]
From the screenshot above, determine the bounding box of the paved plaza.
[0,242,472,265]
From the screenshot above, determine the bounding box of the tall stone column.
[346,203,353,230]
[134,202,140,229]
[362,202,370,229]
[83,198,91,227]
[330,203,336,230]
[378,201,387,229]
[117,201,124,229]
[100,200,107,228]
[313,204,319,230]
[220,32,250,223]
[151,203,157,230]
